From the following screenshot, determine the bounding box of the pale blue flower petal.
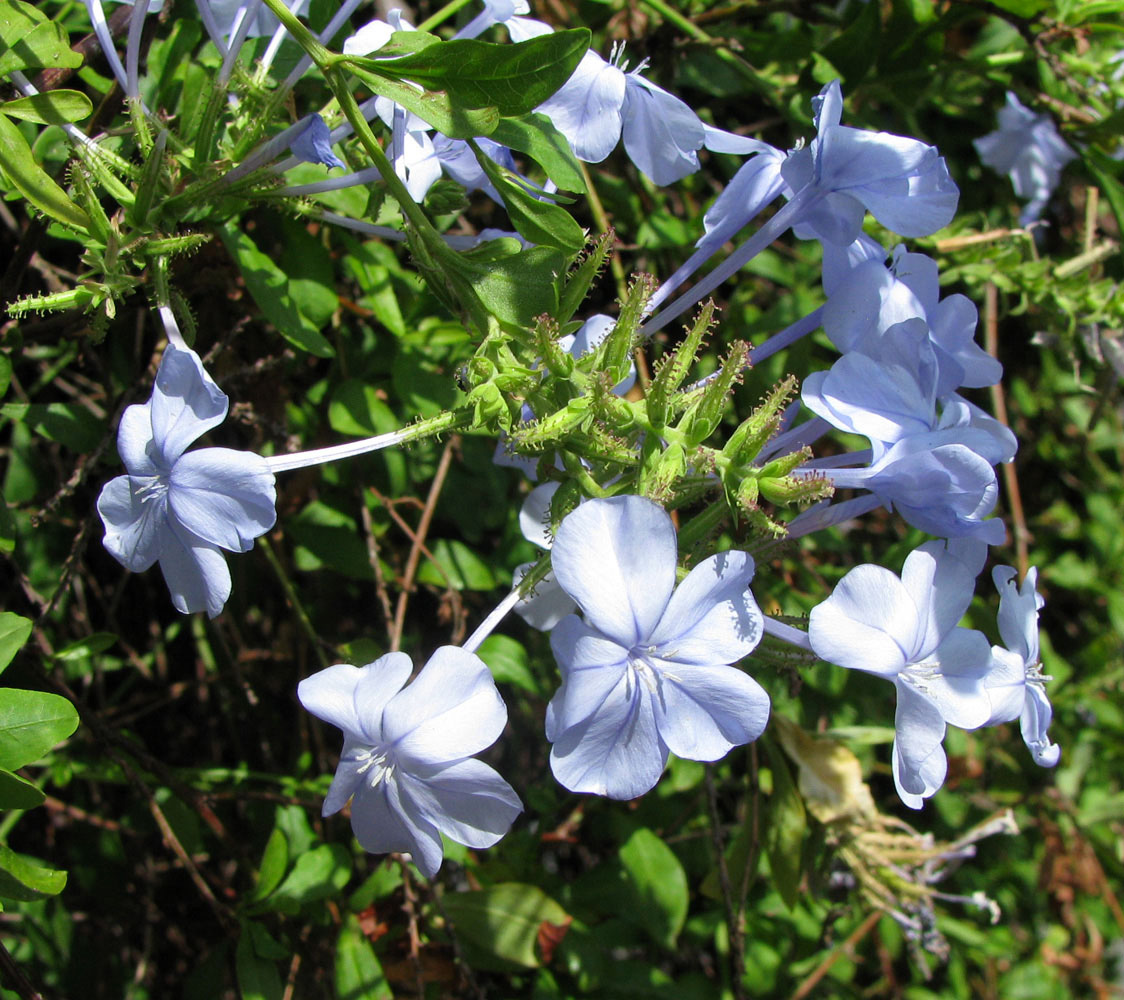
[809,564,917,676]
[349,778,442,875]
[899,539,980,658]
[548,671,665,799]
[513,564,577,632]
[537,50,626,163]
[993,565,1041,664]
[551,495,676,645]
[289,113,344,170]
[117,403,161,475]
[322,737,368,815]
[652,663,770,761]
[158,521,231,618]
[546,615,629,740]
[97,474,164,572]
[396,758,522,849]
[149,343,228,467]
[168,447,277,552]
[892,681,948,805]
[621,74,704,184]
[383,646,508,762]
[928,630,995,730]
[1021,683,1059,767]
[983,646,1026,726]
[647,550,763,664]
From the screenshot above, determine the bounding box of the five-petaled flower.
[97,342,276,618]
[984,566,1059,767]
[546,495,770,799]
[809,538,995,808]
[298,647,523,877]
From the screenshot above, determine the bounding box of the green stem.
[258,538,332,670]
[418,0,477,32]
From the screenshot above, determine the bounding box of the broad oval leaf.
[619,827,688,949]
[0,843,66,901]
[335,914,392,1000]
[0,688,79,771]
[0,17,82,75]
[441,883,569,969]
[352,29,590,118]
[0,613,32,676]
[0,90,92,125]
[0,767,45,810]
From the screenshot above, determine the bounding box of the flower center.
[901,656,943,695]
[353,747,395,789]
[133,474,169,505]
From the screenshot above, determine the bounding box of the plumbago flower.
[297,648,522,877]
[984,567,1059,766]
[809,538,995,808]
[974,92,1076,226]
[546,496,770,799]
[97,341,276,618]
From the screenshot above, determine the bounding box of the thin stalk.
[762,616,812,652]
[418,0,477,32]
[462,587,523,654]
[641,189,817,339]
[263,407,472,474]
[258,538,331,669]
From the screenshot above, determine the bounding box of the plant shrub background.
[0,0,1122,997]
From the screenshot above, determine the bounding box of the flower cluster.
[87,0,1061,879]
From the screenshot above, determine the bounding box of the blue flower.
[289,113,344,170]
[974,92,1075,226]
[984,567,1059,766]
[782,80,960,245]
[96,343,276,617]
[298,647,523,877]
[546,496,769,799]
[809,539,994,808]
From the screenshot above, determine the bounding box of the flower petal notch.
[298,647,523,878]
[97,342,277,618]
[545,495,770,800]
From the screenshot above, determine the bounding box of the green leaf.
[0,352,10,399]
[618,827,688,948]
[0,767,44,810]
[269,843,351,907]
[985,0,1050,13]
[475,635,540,695]
[218,224,335,357]
[487,113,586,193]
[335,915,392,1000]
[0,112,90,232]
[0,90,92,125]
[235,924,283,1000]
[249,827,289,902]
[455,242,567,328]
[416,539,497,591]
[53,633,117,662]
[0,13,82,75]
[0,613,32,676]
[328,380,398,438]
[0,688,79,771]
[0,843,65,901]
[344,61,499,139]
[1084,147,1124,239]
[470,142,585,252]
[441,883,569,969]
[763,738,807,910]
[0,401,105,452]
[353,30,590,118]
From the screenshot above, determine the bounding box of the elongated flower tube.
[298,648,522,877]
[546,496,770,799]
